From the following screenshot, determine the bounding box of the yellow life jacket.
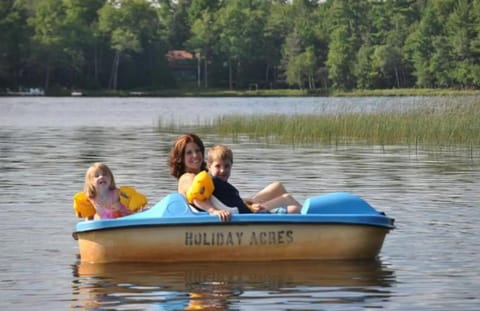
[72,186,148,218]
[118,186,148,212]
[186,171,214,204]
[73,192,96,218]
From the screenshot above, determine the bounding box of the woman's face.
[184,142,203,173]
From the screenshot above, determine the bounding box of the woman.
[168,133,232,221]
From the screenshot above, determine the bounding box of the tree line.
[2,0,480,93]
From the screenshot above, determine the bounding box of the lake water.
[0,96,479,310]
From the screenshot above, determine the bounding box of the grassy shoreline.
[146,87,480,97]
[160,98,480,150]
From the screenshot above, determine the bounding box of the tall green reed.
[204,100,480,149]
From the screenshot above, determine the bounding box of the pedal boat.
[73,192,395,263]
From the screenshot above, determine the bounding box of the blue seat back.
[301,192,378,215]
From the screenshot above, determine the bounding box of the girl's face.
[92,169,111,192]
[208,159,232,182]
[184,142,203,173]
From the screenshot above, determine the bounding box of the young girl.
[73,162,147,219]
[168,133,232,221]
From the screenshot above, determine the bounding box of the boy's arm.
[193,198,231,221]
[209,196,239,214]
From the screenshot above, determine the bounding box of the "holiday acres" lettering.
[185,230,294,246]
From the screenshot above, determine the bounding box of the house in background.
[166,50,198,83]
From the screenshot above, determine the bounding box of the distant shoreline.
[2,88,480,98]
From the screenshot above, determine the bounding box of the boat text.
[185,230,294,246]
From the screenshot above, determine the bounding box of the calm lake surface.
[0,96,479,310]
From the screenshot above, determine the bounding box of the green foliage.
[4,0,480,92]
[354,45,375,89]
[0,0,31,87]
[285,45,316,89]
[98,0,165,89]
[327,25,356,89]
[28,0,71,89]
[216,0,268,88]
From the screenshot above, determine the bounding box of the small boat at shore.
[73,192,395,264]
[6,87,45,96]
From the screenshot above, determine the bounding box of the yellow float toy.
[73,186,148,218]
[186,171,214,204]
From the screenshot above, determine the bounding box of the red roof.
[166,50,196,63]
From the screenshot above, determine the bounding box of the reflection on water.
[71,260,395,310]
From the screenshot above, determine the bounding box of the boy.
[207,145,301,214]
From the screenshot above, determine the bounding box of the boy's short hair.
[208,144,233,164]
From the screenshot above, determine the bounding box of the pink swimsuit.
[93,190,131,219]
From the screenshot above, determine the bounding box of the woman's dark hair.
[168,133,206,178]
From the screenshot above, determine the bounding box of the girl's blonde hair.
[84,162,116,198]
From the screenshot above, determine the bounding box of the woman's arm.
[178,173,195,195]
